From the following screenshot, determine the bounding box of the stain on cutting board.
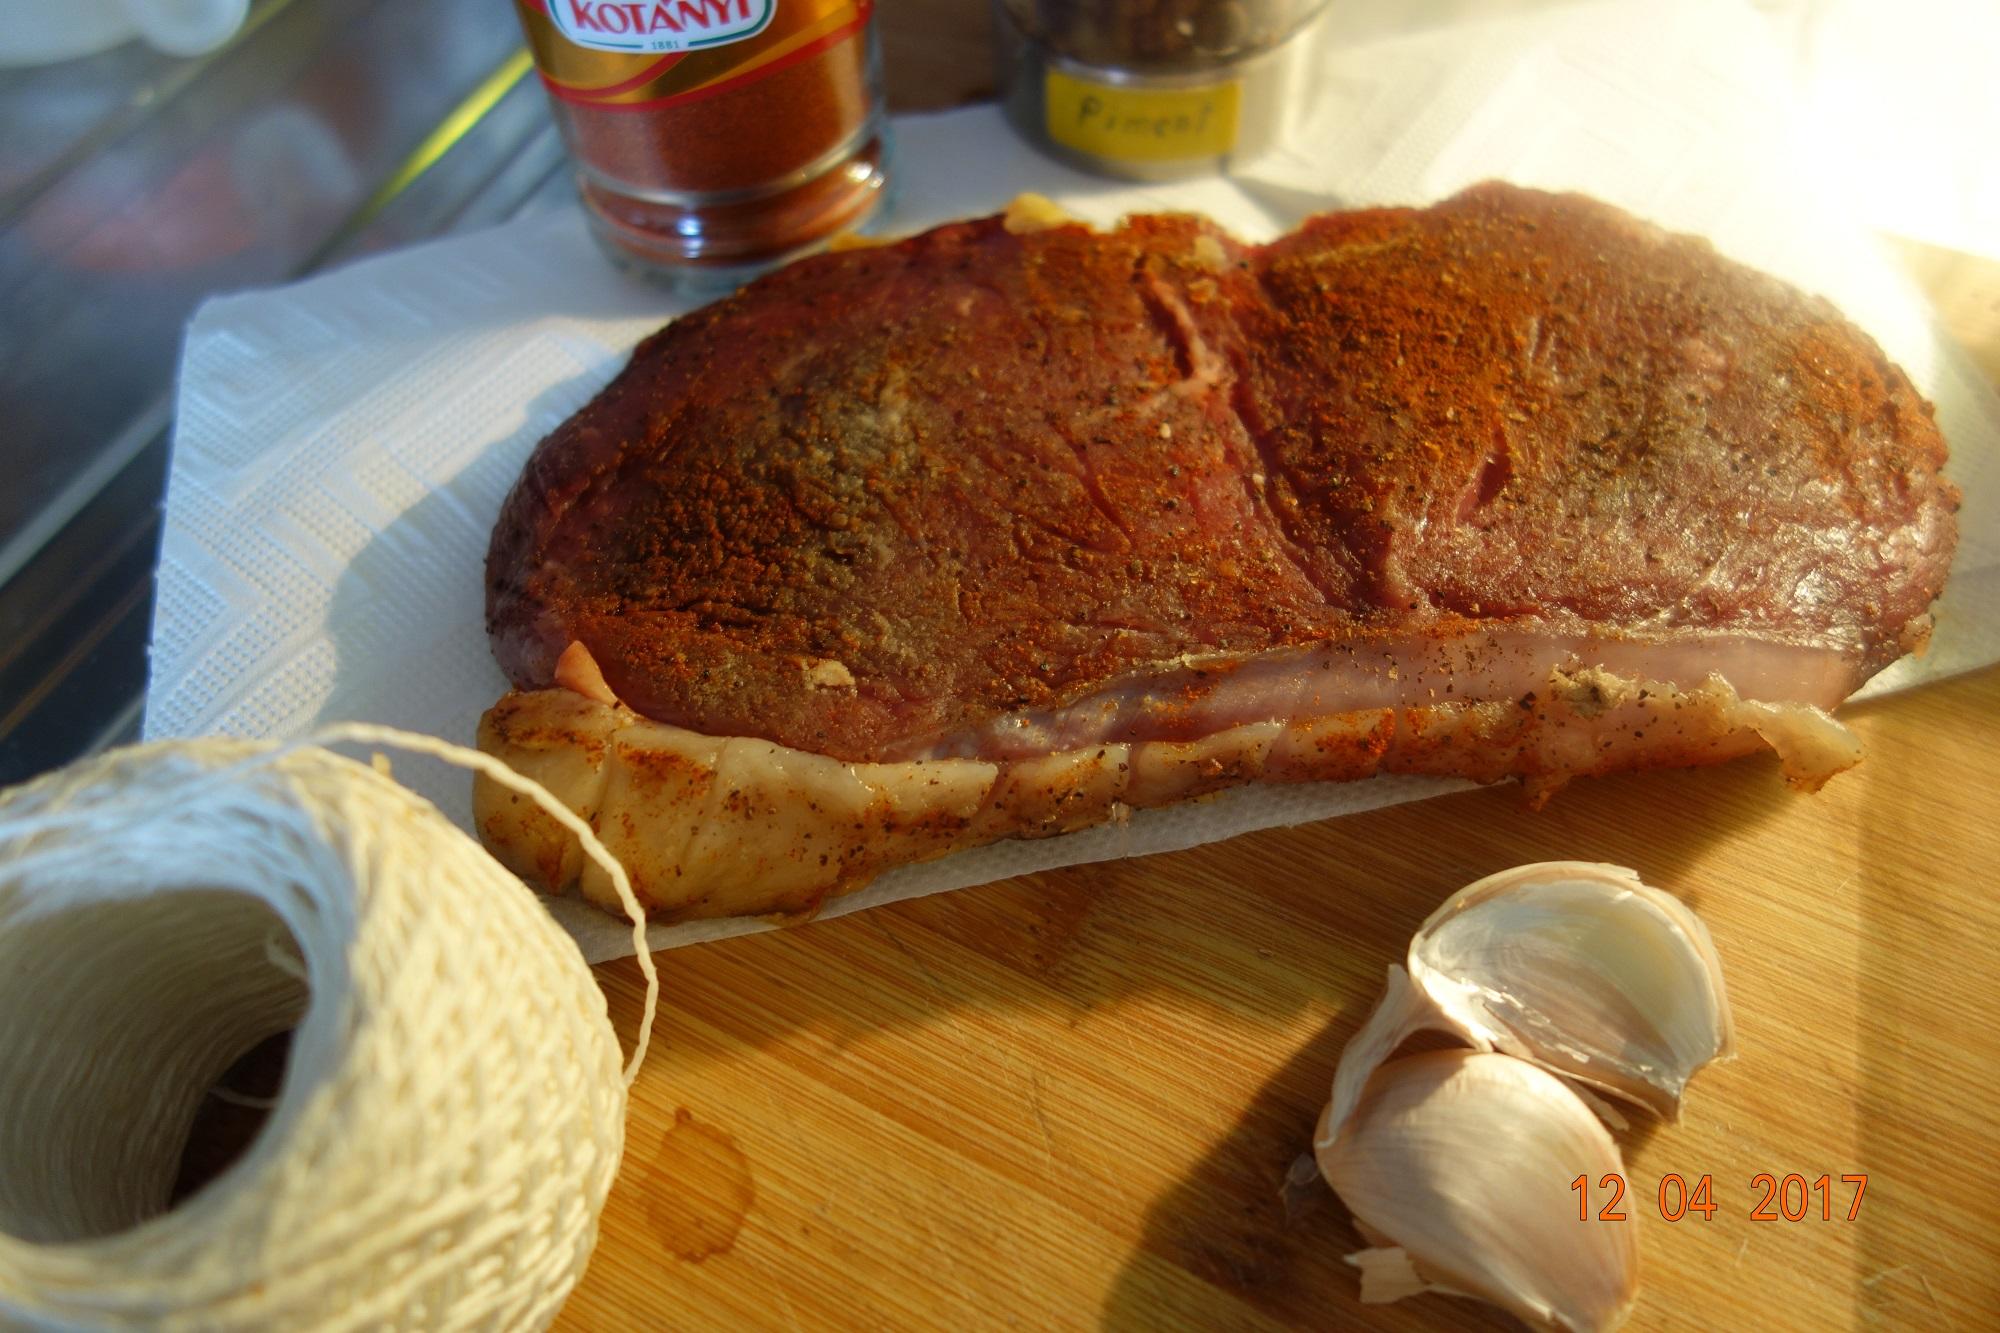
[644,1108,755,1261]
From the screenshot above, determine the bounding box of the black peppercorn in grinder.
[992,0,1334,180]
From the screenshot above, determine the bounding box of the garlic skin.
[1316,1050,1639,1331]
[1410,862,1734,1119]
[1321,963,1472,1147]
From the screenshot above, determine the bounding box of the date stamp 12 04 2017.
[1574,1173,1869,1223]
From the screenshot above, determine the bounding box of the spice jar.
[993,0,1331,180]
[515,0,891,285]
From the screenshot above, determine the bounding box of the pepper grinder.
[993,0,1333,180]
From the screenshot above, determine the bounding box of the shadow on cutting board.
[593,749,1787,1054]
[575,752,1788,1326]
[1086,781,1711,1332]
[1094,1016,1524,1333]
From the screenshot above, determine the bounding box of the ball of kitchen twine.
[0,725,658,1330]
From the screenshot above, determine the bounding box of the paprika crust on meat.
[478,183,1958,921]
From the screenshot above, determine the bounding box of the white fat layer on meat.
[907,629,1863,762]
[475,653,1862,922]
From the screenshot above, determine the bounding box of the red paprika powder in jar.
[515,0,891,283]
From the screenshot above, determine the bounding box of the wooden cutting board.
[550,10,2000,1326]
[556,662,2000,1331]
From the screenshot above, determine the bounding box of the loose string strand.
[300,722,659,1084]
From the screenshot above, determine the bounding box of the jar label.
[1044,70,1240,162]
[520,0,866,108]
[541,0,776,55]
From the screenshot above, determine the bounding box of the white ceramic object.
[0,0,248,67]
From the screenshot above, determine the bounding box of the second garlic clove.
[1317,1049,1639,1332]
[1408,862,1735,1120]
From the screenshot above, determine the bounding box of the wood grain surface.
[554,5,2000,1329]
[563,667,2000,1332]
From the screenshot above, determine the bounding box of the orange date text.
[1571,1173,1868,1222]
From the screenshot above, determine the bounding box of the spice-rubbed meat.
[479,183,1957,920]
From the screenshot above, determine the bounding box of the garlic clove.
[1407,861,1734,1120]
[1317,1049,1639,1332]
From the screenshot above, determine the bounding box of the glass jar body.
[993,0,1331,180]
[518,0,891,286]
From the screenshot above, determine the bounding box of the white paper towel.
[147,0,2000,962]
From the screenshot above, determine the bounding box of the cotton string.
[0,728,660,1330]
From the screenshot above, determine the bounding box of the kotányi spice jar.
[515,0,891,284]
[994,0,1331,180]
